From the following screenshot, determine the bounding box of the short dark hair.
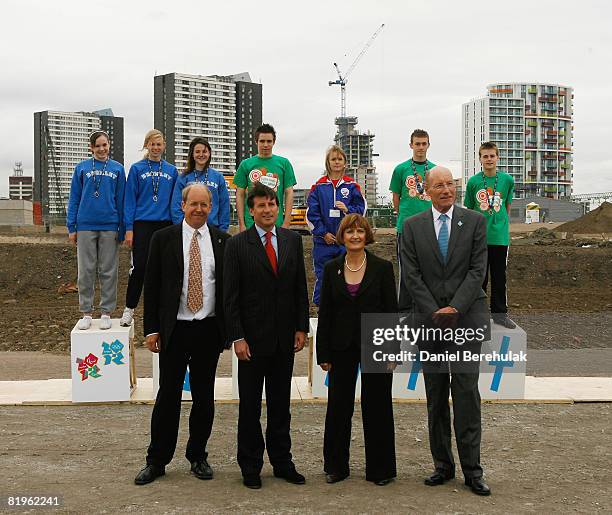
[247,182,279,209]
[89,130,109,147]
[185,136,212,174]
[479,141,499,157]
[410,129,429,144]
[255,123,276,142]
[336,214,375,245]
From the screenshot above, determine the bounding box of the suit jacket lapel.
[445,207,463,263]
[247,225,276,276]
[174,224,185,279]
[423,210,445,266]
[276,228,289,273]
[331,257,353,300]
[209,226,223,267]
[355,250,376,298]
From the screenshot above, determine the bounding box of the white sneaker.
[120,307,134,327]
[100,315,112,330]
[77,316,92,330]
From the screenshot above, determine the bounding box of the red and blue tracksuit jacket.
[306,175,366,305]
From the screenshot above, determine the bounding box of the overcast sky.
[1,0,611,199]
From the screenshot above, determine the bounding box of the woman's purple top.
[346,282,361,297]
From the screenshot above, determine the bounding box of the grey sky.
[1,0,611,199]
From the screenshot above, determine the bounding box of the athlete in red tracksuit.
[306,145,366,306]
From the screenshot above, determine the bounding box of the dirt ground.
[1,403,610,513]
[0,230,610,355]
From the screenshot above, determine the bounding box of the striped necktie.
[438,214,449,262]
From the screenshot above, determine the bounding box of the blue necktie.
[438,214,449,262]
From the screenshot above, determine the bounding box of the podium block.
[71,319,135,403]
[309,318,527,401]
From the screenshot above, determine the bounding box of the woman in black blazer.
[317,214,398,486]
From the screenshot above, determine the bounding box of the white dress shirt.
[177,220,216,320]
[431,204,454,240]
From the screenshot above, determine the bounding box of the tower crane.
[329,23,385,118]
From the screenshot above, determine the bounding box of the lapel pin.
[458,221,463,227]
[338,269,341,275]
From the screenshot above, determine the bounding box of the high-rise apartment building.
[334,116,378,206]
[9,162,33,201]
[33,109,124,222]
[154,72,262,173]
[462,83,573,199]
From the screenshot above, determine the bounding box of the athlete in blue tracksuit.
[66,130,125,328]
[306,173,366,305]
[121,130,178,325]
[171,137,230,231]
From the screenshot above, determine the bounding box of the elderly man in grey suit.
[399,166,491,496]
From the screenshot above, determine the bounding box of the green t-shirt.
[234,154,297,228]
[464,171,514,246]
[389,159,436,232]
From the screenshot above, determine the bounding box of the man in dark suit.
[134,183,230,485]
[224,182,310,489]
[399,166,491,496]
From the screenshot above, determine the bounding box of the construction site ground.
[0,226,611,513]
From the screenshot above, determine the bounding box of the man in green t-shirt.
[464,142,515,329]
[234,124,297,231]
[389,129,436,311]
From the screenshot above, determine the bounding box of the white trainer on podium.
[70,319,135,403]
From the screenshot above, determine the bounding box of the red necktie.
[265,231,277,274]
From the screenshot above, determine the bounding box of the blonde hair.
[142,129,165,158]
[325,145,347,176]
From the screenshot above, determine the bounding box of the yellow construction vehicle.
[290,205,310,235]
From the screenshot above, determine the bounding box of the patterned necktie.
[187,230,203,313]
[438,214,449,262]
[265,231,277,274]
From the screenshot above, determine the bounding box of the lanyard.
[194,168,209,184]
[147,159,163,202]
[91,158,109,198]
[411,160,428,194]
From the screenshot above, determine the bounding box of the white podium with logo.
[70,320,136,403]
[309,318,526,401]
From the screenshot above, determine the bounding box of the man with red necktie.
[224,182,310,489]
